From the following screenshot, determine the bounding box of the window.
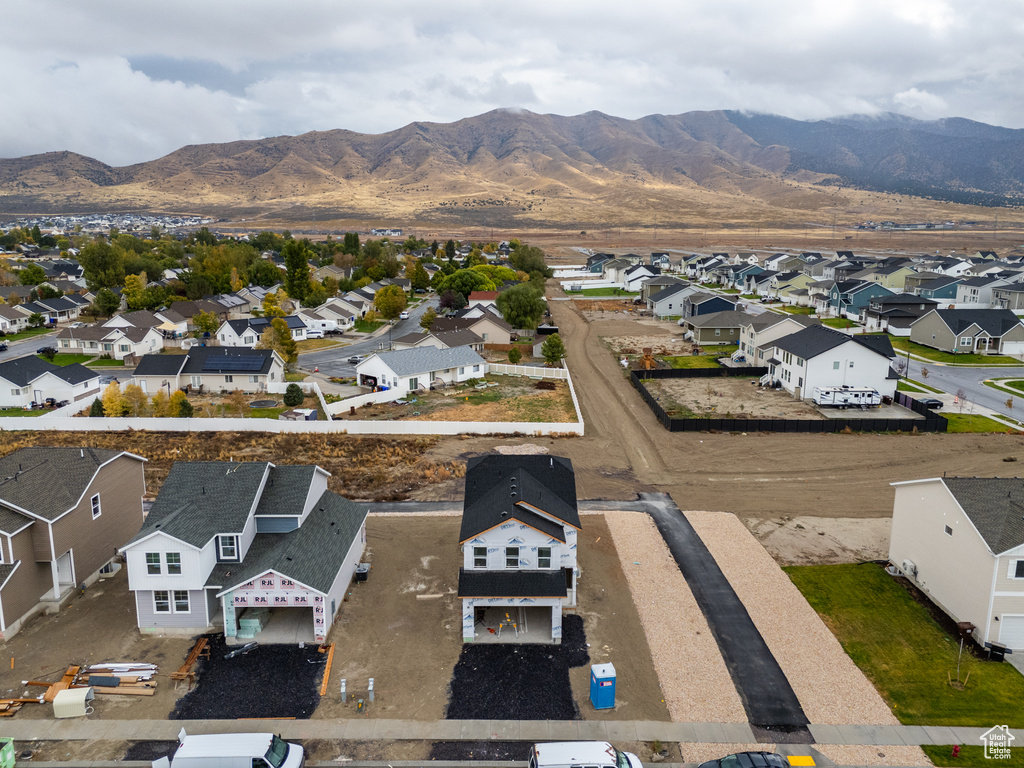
[102,342,113,352]
[244,335,254,345]
[538,547,552,569]
[90,493,101,519]
[849,361,855,368]
[154,591,170,613]
[166,552,182,575]
[473,365,480,372]
[945,525,953,536]
[505,546,519,569]
[833,361,840,370]
[146,553,161,575]
[473,546,487,568]
[190,376,202,387]
[459,367,465,375]
[219,535,238,561]
[1013,560,1024,578]
[173,590,190,613]
[119,344,130,352]
[249,375,259,383]
[959,336,973,347]
[715,328,721,336]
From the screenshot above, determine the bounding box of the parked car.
[530,742,642,768]
[305,329,325,339]
[697,752,788,768]
[153,728,303,768]
[347,355,365,364]
[399,310,410,320]
[0,342,7,352]
[37,346,58,355]
[917,397,943,410]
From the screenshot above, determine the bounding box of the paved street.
[904,357,1024,419]
[0,330,57,362]
[297,298,437,376]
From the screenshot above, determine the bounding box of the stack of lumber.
[170,637,209,690]
[80,662,159,695]
[0,698,39,717]
[236,608,270,639]
[84,663,157,682]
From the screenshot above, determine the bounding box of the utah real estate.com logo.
[981,725,1015,760]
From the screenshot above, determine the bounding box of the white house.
[355,346,487,395]
[120,461,367,643]
[458,454,581,644]
[0,356,100,408]
[0,306,31,334]
[104,309,188,337]
[889,477,1024,651]
[131,347,286,394]
[762,325,897,400]
[56,325,164,360]
[216,316,307,347]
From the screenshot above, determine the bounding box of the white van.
[530,742,643,768]
[153,728,304,768]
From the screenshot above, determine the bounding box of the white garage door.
[998,615,1024,650]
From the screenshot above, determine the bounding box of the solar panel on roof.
[202,355,265,372]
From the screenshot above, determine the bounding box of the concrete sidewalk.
[2,718,1020,746]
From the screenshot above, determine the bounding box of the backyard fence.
[631,367,947,433]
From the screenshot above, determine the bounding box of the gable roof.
[365,345,485,377]
[773,325,894,360]
[212,490,367,595]
[942,478,1024,554]
[133,353,188,377]
[0,355,98,387]
[649,284,689,303]
[460,455,579,542]
[928,309,1024,337]
[131,462,271,548]
[468,291,498,301]
[0,447,128,521]
[683,310,757,328]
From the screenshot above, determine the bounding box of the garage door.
[998,615,1024,650]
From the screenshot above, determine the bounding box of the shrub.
[88,398,103,417]
[283,383,305,407]
[508,347,522,364]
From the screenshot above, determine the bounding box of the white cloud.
[1,0,1022,165]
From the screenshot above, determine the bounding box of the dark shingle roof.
[0,563,19,591]
[932,309,1024,337]
[459,455,579,542]
[133,354,188,377]
[133,462,271,548]
[943,478,1024,554]
[773,325,894,360]
[210,490,367,594]
[0,356,97,387]
[0,506,32,534]
[255,465,318,517]
[457,568,567,598]
[0,447,124,521]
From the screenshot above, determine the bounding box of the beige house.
[0,447,147,639]
[736,313,819,365]
[890,477,1024,651]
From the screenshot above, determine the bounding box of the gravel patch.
[603,511,747,723]
[494,444,551,455]
[444,615,588,720]
[679,744,773,765]
[124,741,178,761]
[429,741,533,760]
[815,744,929,766]
[684,509,897,725]
[171,634,324,719]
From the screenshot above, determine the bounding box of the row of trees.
[89,383,194,418]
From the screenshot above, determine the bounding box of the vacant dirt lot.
[646,376,822,419]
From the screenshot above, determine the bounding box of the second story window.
[218,535,238,561]
[505,546,519,569]
[166,552,182,575]
[146,553,161,575]
[538,547,552,569]
[473,546,487,568]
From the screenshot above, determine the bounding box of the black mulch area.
[430,741,534,761]
[443,614,589,721]
[124,741,179,761]
[751,725,815,744]
[170,634,324,720]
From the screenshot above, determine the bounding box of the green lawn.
[983,378,1024,397]
[353,318,384,333]
[285,372,308,382]
[923,744,1024,767]
[785,563,1024,727]
[245,406,290,419]
[0,408,48,417]
[87,358,125,367]
[565,287,639,297]
[1,326,54,341]
[662,355,724,369]
[944,412,1015,433]
[897,381,927,393]
[38,353,95,366]
[821,317,857,329]
[780,306,815,315]
[889,336,1024,366]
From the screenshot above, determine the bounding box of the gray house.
[121,461,367,643]
[909,309,1024,356]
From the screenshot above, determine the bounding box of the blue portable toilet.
[589,662,616,710]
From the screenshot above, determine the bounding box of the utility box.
[589,662,616,710]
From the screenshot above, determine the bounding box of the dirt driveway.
[645,376,822,419]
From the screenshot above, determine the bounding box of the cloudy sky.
[3,0,1022,166]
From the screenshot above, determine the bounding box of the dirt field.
[646,376,823,419]
[316,514,669,722]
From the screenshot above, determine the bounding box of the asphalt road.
[297,297,437,376]
[904,357,1024,419]
[0,330,57,362]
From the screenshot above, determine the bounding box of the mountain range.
[1,109,1022,227]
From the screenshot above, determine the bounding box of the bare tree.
[956,388,968,413]
[892,357,908,377]
[920,366,929,379]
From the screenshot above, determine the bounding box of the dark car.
[37,345,58,355]
[917,397,943,410]
[0,342,7,351]
[698,752,788,768]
